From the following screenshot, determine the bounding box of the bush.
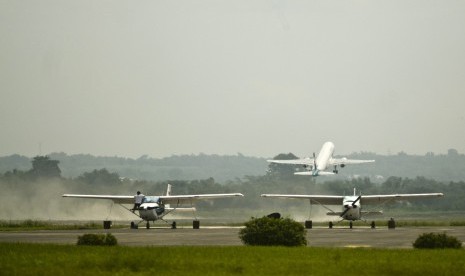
[77,233,118,246]
[413,232,462,249]
[239,216,307,246]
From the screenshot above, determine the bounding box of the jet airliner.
[267,141,374,176]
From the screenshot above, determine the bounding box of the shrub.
[77,233,118,246]
[413,232,462,249]
[239,216,307,246]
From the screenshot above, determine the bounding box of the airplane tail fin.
[165,184,172,208]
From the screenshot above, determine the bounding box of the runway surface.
[1,226,465,248]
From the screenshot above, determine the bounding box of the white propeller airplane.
[267,141,375,176]
[261,189,443,228]
[63,184,243,229]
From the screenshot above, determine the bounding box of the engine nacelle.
[138,203,164,221]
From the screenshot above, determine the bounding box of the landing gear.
[193,220,200,229]
[349,221,353,229]
[329,221,333,229]
[146,221,150,229]
[305,220,312,229]
[130,221,138,229]
[333,165,339,174]
[388,218,396,229]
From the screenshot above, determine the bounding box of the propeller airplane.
[261,189,443,228]
[63,184,243,229]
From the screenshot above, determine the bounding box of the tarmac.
[1,226,465,248]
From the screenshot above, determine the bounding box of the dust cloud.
[0,180,135,221]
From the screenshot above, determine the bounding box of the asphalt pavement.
[1,226,465,248]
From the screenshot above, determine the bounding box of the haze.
[1,0,464,159]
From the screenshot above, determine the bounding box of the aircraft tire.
[305,220,312,229]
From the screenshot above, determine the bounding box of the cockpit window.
[142,196,160,203]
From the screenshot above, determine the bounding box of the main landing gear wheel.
[146,221,150,229]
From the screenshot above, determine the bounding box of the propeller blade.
[352,195,362,206]
[340,207,350,218]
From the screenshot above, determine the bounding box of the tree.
[29,156,61,178]
[77,168,121,186]
[267,153,300,177]
[413,232,462,249]
[448,149,459,157]
[239,216,307,246]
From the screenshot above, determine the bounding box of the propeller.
[340,195,362,218]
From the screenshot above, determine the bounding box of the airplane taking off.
[63,184,243,229]
[267,141,374,176]
[261,189,443,227]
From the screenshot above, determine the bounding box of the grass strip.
[1,243,464,275]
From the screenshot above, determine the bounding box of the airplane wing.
[63,193,244,205]
[330,157,375,166]
[159,193,244,205]
[267,158,313,166]
[261,194,343,205]
[361,193,444,204]
[62,194,134,204]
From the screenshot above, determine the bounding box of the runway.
[1,226,465,248]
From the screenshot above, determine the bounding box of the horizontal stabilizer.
[165,207,196,212]
[326,211,382,216]
[362,211,383,216]
[326,212,342,216]
[294,171,335,176]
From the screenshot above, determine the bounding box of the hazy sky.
[1,0,465,158]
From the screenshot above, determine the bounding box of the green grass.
[0,220,107,231]
[1,243,464,275]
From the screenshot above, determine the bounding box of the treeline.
[1,156,464,221]
[1,149,465,183]
[0,153,267,183]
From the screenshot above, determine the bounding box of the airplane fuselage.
[137,201,165,221]
[316,141,335,171]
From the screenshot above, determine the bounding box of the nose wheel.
[146,221,150,229]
